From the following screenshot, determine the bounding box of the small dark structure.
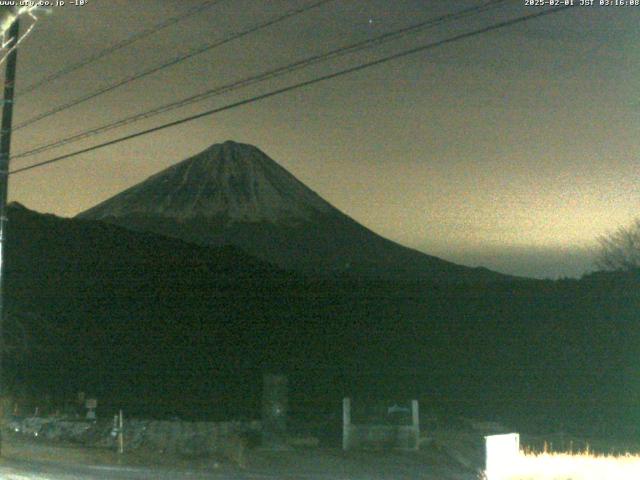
[262,374,288,447]
[342,397,420,451]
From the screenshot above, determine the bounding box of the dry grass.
[485,449,640,480]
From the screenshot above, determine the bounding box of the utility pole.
[0,15,20,457]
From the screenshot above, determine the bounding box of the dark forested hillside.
[4,203,640,433]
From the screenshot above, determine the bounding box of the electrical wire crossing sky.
[5,0,639,279]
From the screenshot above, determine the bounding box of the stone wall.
[7,416,261,458]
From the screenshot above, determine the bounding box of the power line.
[16,0,224,97]
[10,5,573,176]
[12,0,508,161]
[13,0,335,131]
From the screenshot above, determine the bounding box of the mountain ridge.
[78,140,514,283]
[79,141,332,224]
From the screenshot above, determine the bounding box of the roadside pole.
[0,16,20,457]
[118,410,124,454]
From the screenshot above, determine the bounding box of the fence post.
[118,410,124,454]
[342,397,351,451]
[411,399,419,450]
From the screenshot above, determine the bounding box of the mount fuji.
[78,141,508,282]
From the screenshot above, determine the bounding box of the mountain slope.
[5,203,640,428]
[4,202,301,411]
[78,141,508,282]
[79,141,333,224]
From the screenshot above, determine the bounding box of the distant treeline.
[4,205,640,436]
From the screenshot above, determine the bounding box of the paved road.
[0,458,476,480]
[0,437,476,479]
[0,459,276,479]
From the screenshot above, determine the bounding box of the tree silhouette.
[596,218,640,271]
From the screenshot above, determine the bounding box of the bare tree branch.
[596,218,640,271]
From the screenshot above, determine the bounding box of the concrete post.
[411,399,419,450]
[342,397,351,451]
[118,410,124,454]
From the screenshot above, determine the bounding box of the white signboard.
[485,433,520,480]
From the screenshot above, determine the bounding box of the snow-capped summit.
[79,141,332,224]
[79,141,509,282]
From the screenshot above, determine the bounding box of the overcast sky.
[5,0,639,279]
